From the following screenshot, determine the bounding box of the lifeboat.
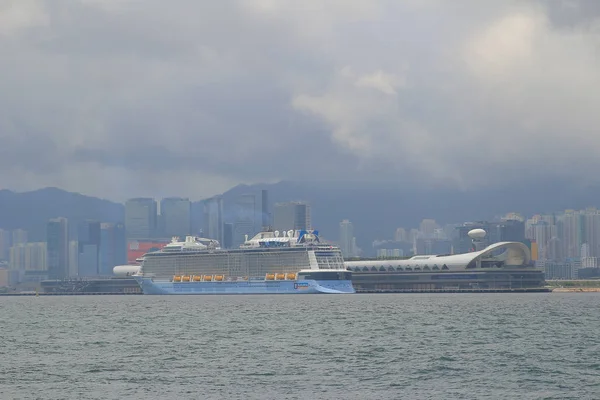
[203,275,213,281]
[265,273,275,280]
[214,275,224,281]
[193,276,202,282]
[182,275,191,282]
[173,275,182,282]
[275,273,285,280]
[286,273,296,280]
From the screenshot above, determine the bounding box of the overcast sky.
[1,0,599,201]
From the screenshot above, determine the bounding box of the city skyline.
[4,183,600,284]
[3,201,600,288]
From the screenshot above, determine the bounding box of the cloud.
[0,0,48,36]
[0,0,600,200]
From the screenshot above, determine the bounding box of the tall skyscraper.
[12,229,28,246]
[583,208,600,257]
[47,217,69,280]
[160,197,191,238]
[559,210,583,259]
[419,219,437,238]
[223,223,233,249]
[0,229,10,261]
[233,194,256,247]
[68,240,79,277]
[77,220,101,277]
[273,201,311,232]
[99,223,127,276]
[9,244,26,270]
[339,219,355,258]
[261,189,270,229]
[27,242,47,272]
[203,196,224,243]
[125,198,158,239]
[394,227,408,242]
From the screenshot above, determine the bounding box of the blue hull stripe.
[134,277,355,295]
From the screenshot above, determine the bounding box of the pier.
[0,292,142,296]
[356,287,552,294]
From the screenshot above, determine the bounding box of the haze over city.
[2,1,600,201]
[3,2,600,400]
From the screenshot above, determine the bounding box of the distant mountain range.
[2,180,600,250]
[0,187,124,241]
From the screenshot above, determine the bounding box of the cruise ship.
[133,229,355,295]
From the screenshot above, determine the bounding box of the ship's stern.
[296,269,355,294]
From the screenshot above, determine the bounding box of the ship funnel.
[244,234,248,242]
[274,230,279,237]
[288,230,294,238]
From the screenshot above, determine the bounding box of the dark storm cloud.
[1,0,600,199]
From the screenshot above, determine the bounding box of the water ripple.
[1,293,599,399]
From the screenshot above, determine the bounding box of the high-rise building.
[12,229,28,246]
[273,201,311,232]
[99,223,127,276]
[68,241,78,277]
[419,219,437,238]
[339,219,355,258]
[25,243,47,271]
[582,208,600,257]
[9,244,26,270]
[394,227,408,242]
[233,194,256,248]
[261,189,270,229]
[0,229,10,261]
[125,198,158,239]
[559,210,583,259]
[547,237,563,261]
[223,223,233,249]
[203,196,223,243]
[47,217,69,280]
[9,242,47,271]
[77,220,101,277]
[160,197,191,238]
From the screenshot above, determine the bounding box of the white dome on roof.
[468,228,487,239]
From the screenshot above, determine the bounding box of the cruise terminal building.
[345,240,546,292]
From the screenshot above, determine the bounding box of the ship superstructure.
[134,229,354,294]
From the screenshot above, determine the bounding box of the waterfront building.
[47,217,69,280]
[203,196,223,243]
[125,198,157,239]
[99,223,127,276]
[347,241,545,291]
[126,240,170,264]
[160,197,191,239]
[78,220,101,277]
